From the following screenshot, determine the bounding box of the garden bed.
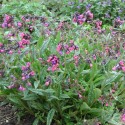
[1,0,125,125]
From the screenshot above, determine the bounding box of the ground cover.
[0,0,125,125]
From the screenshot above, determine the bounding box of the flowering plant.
[1,0,125,125]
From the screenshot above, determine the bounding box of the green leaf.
[22,94,38,101]
[8,95,21,104]
[40,39,50,54]
[60,94,70,99]
[47,108,56,125]
[29,88,44,96]
[108,113,121,125]
[37,36,44,49]
[29,101,43,110]
[55,32,61,43]
[62,105,74,111]
[44,89,55,94]
[47,95,59,101]
[33,118,39,125]
[80,102,90,111]
[94,88,102,100]
[88,84,95,106]
[34,81,40,89]
[103,72,122,87]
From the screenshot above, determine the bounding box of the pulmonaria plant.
[85,10,94,22]
[114,17,124,28]
[73,10,93,25]
[0,32,31,55]
[73,13,85,25]
[112,60,125,72]
[2,14,13,28]
[18,32,31,48]
[57,21,64,30]
[95,20,104,34]
[21,62,35,81]
[56,40,79,55]
[0,40,19,54]
[47,55,59,72]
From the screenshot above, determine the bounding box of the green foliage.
[0,0,125,125]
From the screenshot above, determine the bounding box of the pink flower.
[112,89,116,93]
[96,122,101,125]
[121,114,125,122]
[18,41,24,48]
[8,23,11,27]
[26,62,31,67]
[0,43,3,47]
[78,93,82,99]
[30,71,35,76]
[45,81,50,86]
[26,19,30,22]
[27,82,32,86]
[18,50,21,54]
[21,66,26,71]
[90,63,93,68]
[51,64,59,72]
[122,67,125,72]
[8,50,13,54]
[119,60,124,66]
[0,49,5,53]
[112,66,116,71]
[20,32,25,38]
[105,102,109,107]
[44,22,49,27]
[39,58,43,61]
[47,56,53,63]
[56,43,62,53]
[18,85,26,91]
[93,55,96,60]
[17,22,23,28]
[22,76,26,81]
[8,84,15,89]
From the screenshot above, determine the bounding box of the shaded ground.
[0,102,35,125]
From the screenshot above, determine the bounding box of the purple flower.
[18,85,26,91]
[8,84,15,89]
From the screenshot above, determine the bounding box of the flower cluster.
[85,10,94,21]
[21,62,35,81]
[2,14,13,28]
[45,76,52,86]
[95,20,104,33]
[17,22,23,28]
[8,75,32,91]
[56,40,79,55]
[86,58,93,67]
[47,55,59,72]
[21,15,44,22]
[73,10,93,25]
[0,41,19,54]
[18,33,31,48]
[27,24,35,33]
[57,21,64,30]
[74,55,80,66]
[0,43,4,53]
[114,17,124,28]
[112,60,125,72]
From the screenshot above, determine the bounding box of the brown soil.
[0,103,35,125]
